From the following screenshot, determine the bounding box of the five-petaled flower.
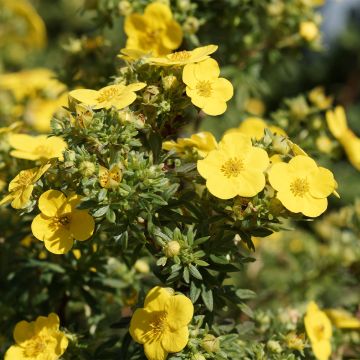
[124,2,183,56]
[130,286,194,360]
[31,190,95,254]
[197,132,269,199]
[98,164,122,189]
[5,313,68,360]
[8,134,67,161]
[0,164,50,209]
[69,83,146,110]
[148,45,218,66]
[268,155,336,217]
[304,302,332,360]
[183,58,233,116]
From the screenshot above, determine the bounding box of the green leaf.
[189,264,203,280]
[236,289,256,300]
[93,205,109,217]
[183,266,190,283]
[106,208,116,223]
[190,281,201,303]
[201,285,213,311]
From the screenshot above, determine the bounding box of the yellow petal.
[69,210,95,241]
[205,174,241,199]
[38,190,67,217]
[145,2,173,22]
[244,147,269,172]
[0,194,15,207]
[289,155,317,175]
[44,231,74,254]
[129,308,153,344]
[309,167,335,198]
[8,134,37,152]
[268,162,292,191]
[194,58,220,81]
[312,340,331,360]
[236,170,266,197]
[161,326,189,353]
[124,13,147,36]
[211,78,234,102]
[197,150,226,180]
[161,20,183,50]
[11,185,33,209]
[144,342,168,360]
[10,150,40,161]
[4,345,25,360]
[325,309,360,329]
[69,89,99,107]
[34,313,59,333]
[183,64,197,88]
[166,294,193,329]
[301,195,328,217]
[326,106,348,139]
[126,82,147,92]
[202,99,227,116]
[144,286,172,312]
[31,213,55,241]
[219,132,252,156]
[54,332,69,356]
[13,320,35,344]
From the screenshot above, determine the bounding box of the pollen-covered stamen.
[97,88,120,103]
[144,312,168,342]
[196,80,212,97]
[23,335,47,357]
[221,158,244,178]
[34,145,54,159]
[168,50,191,61]
[290,178,309,197]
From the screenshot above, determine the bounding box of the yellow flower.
[316,135,333,154]
[183,58,233,116]
[124,2,183,56]
[5,313,68,360]
[299,21,319,41]
[148,45,218,66]
[130,286,193,360]
[244,98,266,116]
[99,165,123,188]
[325,309,360,329]
[31,190,95,254]
[308,87,333,110]
[304,302,332,360]
[268,155,336,217]
[326,106,360,170]
[69,83,146,110]
[285,332,305,352]
[163,131,218,158]
[226,117,287,140]
[8,134,67,161]
[0,164,50,209]
[197,132,269,199]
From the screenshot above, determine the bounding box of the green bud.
[272,136,290,155]
[163,241,181,257]
[143,86,160,104]
[183,16,200,34]
[267,340,282,353]
[201,334,220,353]
[162,75,178,91]
[79,161,96,177]
[118,1,132,16]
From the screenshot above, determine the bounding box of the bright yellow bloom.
[148,45,218,66]
[325,309,360,329]
[99,165,123,188]
[299,21,319,41]
[326,106,360,170]
[183,58,233,116]
[130,286,193,360]
[5,313,68,360]
[309,87,333,110]
[69,83,146,110]
[0,164,50,209]
[124,2,183,56]
[163,131,218,158]
[31,190,95,254]
[268,155,336,217]
[197,133,269,199]
[304,302,332,360]
[8,134,67,161]
[226,117,287,140]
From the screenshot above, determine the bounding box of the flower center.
[52,215,71,230]
[23,336,47,357]
[97,88,119,103]
[168,50,191,61]
[290,178,309,197]
[196,80,212,97]
[34,145,54,159]
[145,312,168,342]
[221,158,244,178]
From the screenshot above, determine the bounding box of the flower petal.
[244,147,269,172]
[161,20,183,50]
[211,78,233,102]
[38,190,67,217]
[69,210,95,241]
[162,326,189,353]
[309,167,335,198]
[69,89,99,107]
[166,295,193,329]
[202,99,227,116]
[4,345,25,360]
[144,286,172,312]
[129,308,153,344]
[44,230,74,254]
[13,320,35,344]
[236,170,266,197]
[144,342,168,360]
[194,58,220,81]
[268,162,292,191]
[31,213,55,241]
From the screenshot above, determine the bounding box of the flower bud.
[201,334,220,353]
[162,75,178,91]
[191,354,206,360]
[285,332,305,351]
[183,16,200,34]
[134,259,150,274]
[272,136,290,155]
[118,1,132,16]
[163,240,181,257]
[143,86,160,104]
[79,161,96,177]
[299,21,319,42]
[267,340,282,353]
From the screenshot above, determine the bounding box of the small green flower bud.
[183,16,200,34]
[143,86,160,104]
[118,1,132,16]
[201,334,220,353]
[79,161,96,177]
[272,136,290,155]
[163,241,181,257]
[134,259,150,274]
[162,75,178,91]
[267,340,282,353]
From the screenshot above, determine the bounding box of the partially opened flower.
[183,58,233,116]
[5,313,68,360]
[163,131,218,158]
[99,164,122,189]
[304,302,332,360]
[197,132,269,199]
[130,286,194,360]
[8,134,67,161]
[268,155,336,217]
[69,83,146,110]
[148,45,218,66]
[0,164,50,209]
[31,190,95,254]
[124,2,183,56]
